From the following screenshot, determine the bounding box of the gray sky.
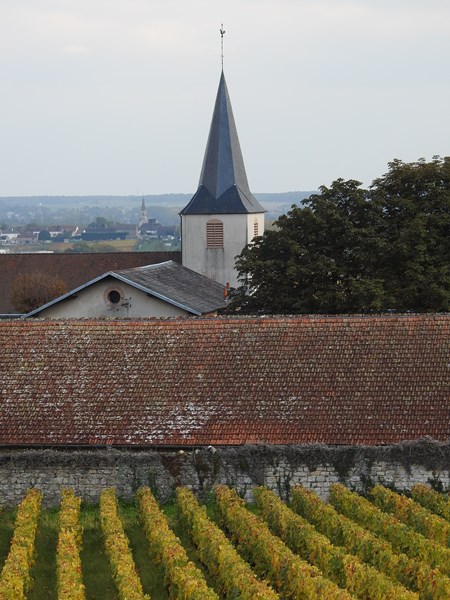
[1,0,450,196]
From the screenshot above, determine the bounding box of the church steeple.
[138,197,148,229]
[141,197,147,220]
[180,71,265,215]
[180,36,266,287]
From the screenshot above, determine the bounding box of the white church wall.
[35,279,190,318]
[182,212,264,287]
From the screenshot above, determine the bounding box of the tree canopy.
[86,216,117,229]
[229,156,450,314]
[38,229,51,241]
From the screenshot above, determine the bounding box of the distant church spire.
[138,196,148,229]
[139,196,148,225]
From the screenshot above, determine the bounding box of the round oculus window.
[104,286,124,307]
[108,289,121,304]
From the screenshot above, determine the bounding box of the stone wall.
[0,440,449,506]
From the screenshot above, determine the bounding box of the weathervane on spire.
[220,24,225,69]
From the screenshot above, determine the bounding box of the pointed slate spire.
[138,197,148,229]
[141,197,147,220]
[180,72,265,215]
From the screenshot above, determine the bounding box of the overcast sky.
[1,0,450,196]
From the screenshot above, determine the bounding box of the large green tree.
[371,156,450,311]
[229,157,450,314]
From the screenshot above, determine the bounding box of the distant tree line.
[228,156,450,314]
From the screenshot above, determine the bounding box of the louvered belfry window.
[254,218,259,238]
[206,219,224,248]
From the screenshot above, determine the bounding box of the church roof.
[26,261,227,317]
[0,314,449,447]
[180,72,265,215]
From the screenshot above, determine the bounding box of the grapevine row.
[215,485,353,600]
[253,486,417,600]
[411,485,450,523]
[137,487,218,600]
[99,488,149,600]
[176,486,279,600]
[330,483,450,575]
[369,485,450,547]
[56,488,86,600]
[0,488,42,600]
[291,485,450,600]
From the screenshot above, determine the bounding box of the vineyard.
[0,484,450,599]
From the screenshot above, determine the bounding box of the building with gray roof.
[25,260,227,318]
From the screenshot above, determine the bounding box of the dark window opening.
[108,290,121,304]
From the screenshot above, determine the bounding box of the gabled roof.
[1,314,449,447]
[180,72,265,215]
[26,261,227,317]
[0,251,181,314]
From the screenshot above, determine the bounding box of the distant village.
[0,201,180,252]
[0,190,304,254]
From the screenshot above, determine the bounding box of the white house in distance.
[180,70,265,288]
[25,261,227,318]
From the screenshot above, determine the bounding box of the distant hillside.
[0,192,316,227]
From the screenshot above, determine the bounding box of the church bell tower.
[180,30,265,287]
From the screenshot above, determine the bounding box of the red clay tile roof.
[0,251,181,314]
[0,314,449,446]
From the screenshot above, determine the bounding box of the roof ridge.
[113,260,174,274]
[5,313,450,328]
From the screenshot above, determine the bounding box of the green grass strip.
[80,504,118,600]
[27,508,58,600]
[120,501,169,600]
